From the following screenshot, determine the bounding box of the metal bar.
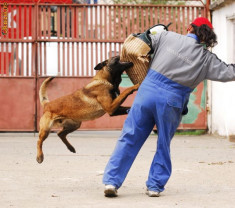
[91,43,93,75]
[62,6,65,76]
[187,7,190,32]
[71,8,74,76]
[118,6,121,39]
[109,6,112,57]
[16,6,20,39]
[81,6,84,39]
[67,7,70,38]
[127,6,130,35]
[182,7,185,34]
[16,6,20,75]
[44,42,47,75]
[16,43,19,76]
[150,7,153,27]
[145,7,149,29]
[32,42,35,77]
[75,7,78,38]
[86,43,90,75]
[130,7,135,33]
[105,42,107,60]
[39,42,42,76]
[71,6,74,38]
[81,43,84,76]
[6,43,9,76]
[62,7,65,39]
[57,6,61,38]
[104,5,107,40]
[10,43,14,75]
[95,6,98,40]
[34,39,125,43]
[21,6,24,39]
[95,42,98,71]
[58,42,61,76]
[141,6,144,31]
[21,43,24,76]
[38,6,42,39]
[28,5,33,41]
[0,3,205,8]
[43,5,46,39]
[48,5,51,39]
[173,7,176,32]
[57,7,61,75]
[32,3,205,8]
[137,6,140,33]
[196,7,199,19]
[67,42,70,75]
[77,42,79,76]
[114,6,117,40]
[72,42,74,76]
[168,7,171,27]
[122,6,125,40]
[99,5,102,40]
[34,2,39,131]
[0,43,3,75]
[86,43,89,76]
[63,42,65,76]
[160,6,163,24]
[0,39,35,43]
[176,7,180,33]
[91,5,93,39]
[27,43,29,76]
[164,6,167,25]
[85,6,88,40]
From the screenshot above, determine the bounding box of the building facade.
[209,0,235,137]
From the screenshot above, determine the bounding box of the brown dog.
[36,56,139,163]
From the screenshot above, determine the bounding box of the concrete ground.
[0,131,235,208]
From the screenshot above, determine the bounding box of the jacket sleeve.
[205,51,235,82]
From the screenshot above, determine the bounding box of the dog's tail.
[39,77,55,106]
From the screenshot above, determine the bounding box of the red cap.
[191,17,213,29]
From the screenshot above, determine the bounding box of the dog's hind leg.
[57,120,81,153]
[36,113,53,164]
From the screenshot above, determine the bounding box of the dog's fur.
[36,56,139,163]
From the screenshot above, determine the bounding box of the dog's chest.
[79,95,105,119]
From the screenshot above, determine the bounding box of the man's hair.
[191,24,217,48]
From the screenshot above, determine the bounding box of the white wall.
[210,2,235,136]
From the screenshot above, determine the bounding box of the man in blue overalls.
[103,17,235,197]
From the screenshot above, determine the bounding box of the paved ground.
[0,131,235,208]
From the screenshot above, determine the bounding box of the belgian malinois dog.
[36,56,139,163]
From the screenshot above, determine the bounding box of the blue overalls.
[103,69,192,192]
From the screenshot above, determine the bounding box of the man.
[102,17,235,197]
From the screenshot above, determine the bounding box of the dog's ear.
[94,60,108,70]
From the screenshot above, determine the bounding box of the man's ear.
[94,60,108,70]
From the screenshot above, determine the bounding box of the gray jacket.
[150,31,235,89]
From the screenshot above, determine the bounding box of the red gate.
[0,0,209,131]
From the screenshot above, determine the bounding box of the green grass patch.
[152,129,207,135]
[175,130,207,135]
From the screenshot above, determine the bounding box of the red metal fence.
[0,1,208,131]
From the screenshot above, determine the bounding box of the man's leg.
[103,84,155,193]
[146,98,182,194]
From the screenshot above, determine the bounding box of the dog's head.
[94,55,133,85]
[94,56,133,96]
